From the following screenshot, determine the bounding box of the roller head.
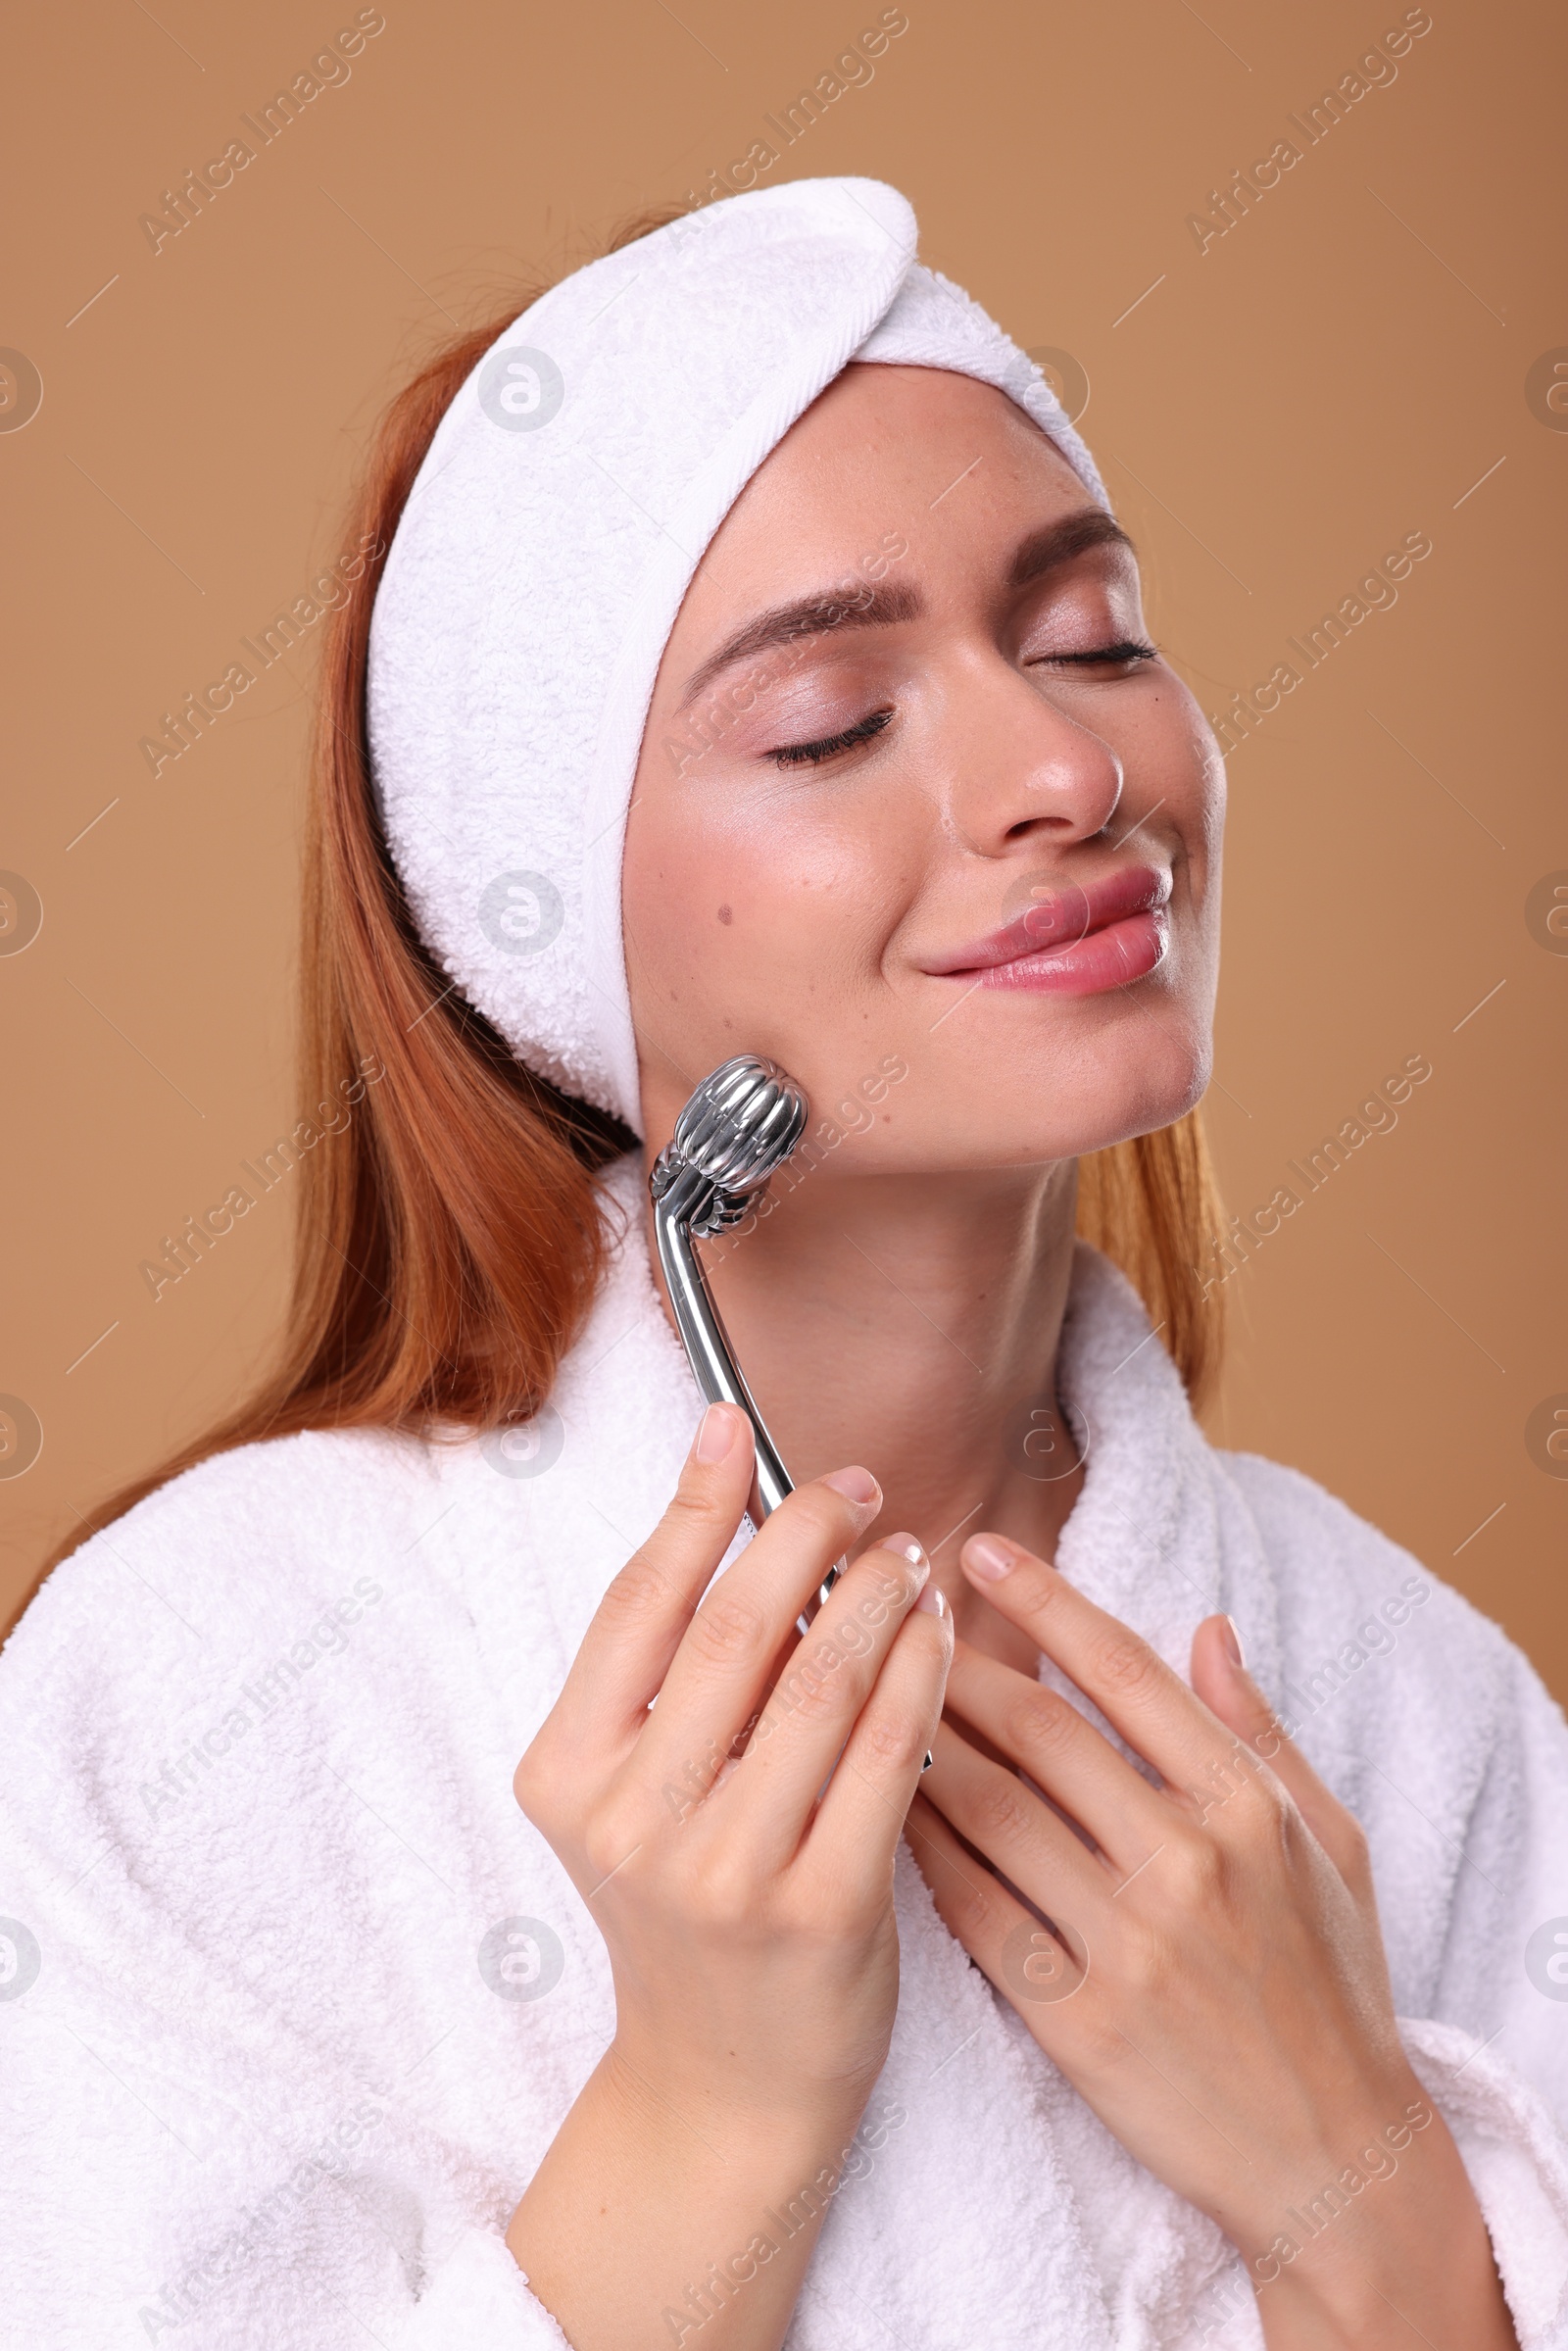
[651,1054,809,1237]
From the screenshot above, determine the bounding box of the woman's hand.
[908,1532,1518,2351]
[506,1402,953,2351]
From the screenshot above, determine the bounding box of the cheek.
[1153,690,1226,910]
[622,779,890,1019]
[620,769,924,1137]
[1155,680,1226,835]
[622,799,746,970]
[1127,691,1225,1049]
[1104,682,1223,981]
[626,795,800,992]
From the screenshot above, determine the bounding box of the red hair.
[34,212,1225,1596]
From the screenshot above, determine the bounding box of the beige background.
[4,0,1565,1690]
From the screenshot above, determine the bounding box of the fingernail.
[1221,1613,1247,1671]
[871,1536,929,1606]
[916,1583,948,1617]
[824,1465,881,1506]
[694,1404,739,1463]
[963,1534,1013,1582]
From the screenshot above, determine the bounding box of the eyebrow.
[674,508,1139,712]
[1009,509,1138,587]
[675,578,920,711]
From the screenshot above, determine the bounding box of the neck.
[643,1155,1087,1654]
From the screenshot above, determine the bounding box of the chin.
[908,1005,1214,1172]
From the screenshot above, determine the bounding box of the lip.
[923,863,1173,999]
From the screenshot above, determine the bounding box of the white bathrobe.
[5,1151,1567,2350]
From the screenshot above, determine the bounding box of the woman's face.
[622,363,1224,1172]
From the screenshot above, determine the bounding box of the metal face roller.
[651,1053,929,1764]
[650,1054,840,1628]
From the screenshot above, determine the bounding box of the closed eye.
[1031,638,1159,670]
[769,707,895,767]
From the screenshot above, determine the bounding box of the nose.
[938,657,1125,854]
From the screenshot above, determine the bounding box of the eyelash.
[771,707,895,767]
[767,641,1158,767]
[1034,637,1159,671]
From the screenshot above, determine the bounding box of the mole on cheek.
[717,905,733,925]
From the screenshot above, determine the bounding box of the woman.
[4,178,1565,2350]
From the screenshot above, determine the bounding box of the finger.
[709,1536,936,1870]
[919,1719,1110,1925]
[942,1640,1168,1874]
[544,1402,756,1748]
[1190,1614,1372,1890]
[635,1466,885,1784]
[808,1574,953,1871]
[960,1533,1237,1791]
[905,1791,1090,2022]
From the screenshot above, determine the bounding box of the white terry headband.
[367,176,1113,1136]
